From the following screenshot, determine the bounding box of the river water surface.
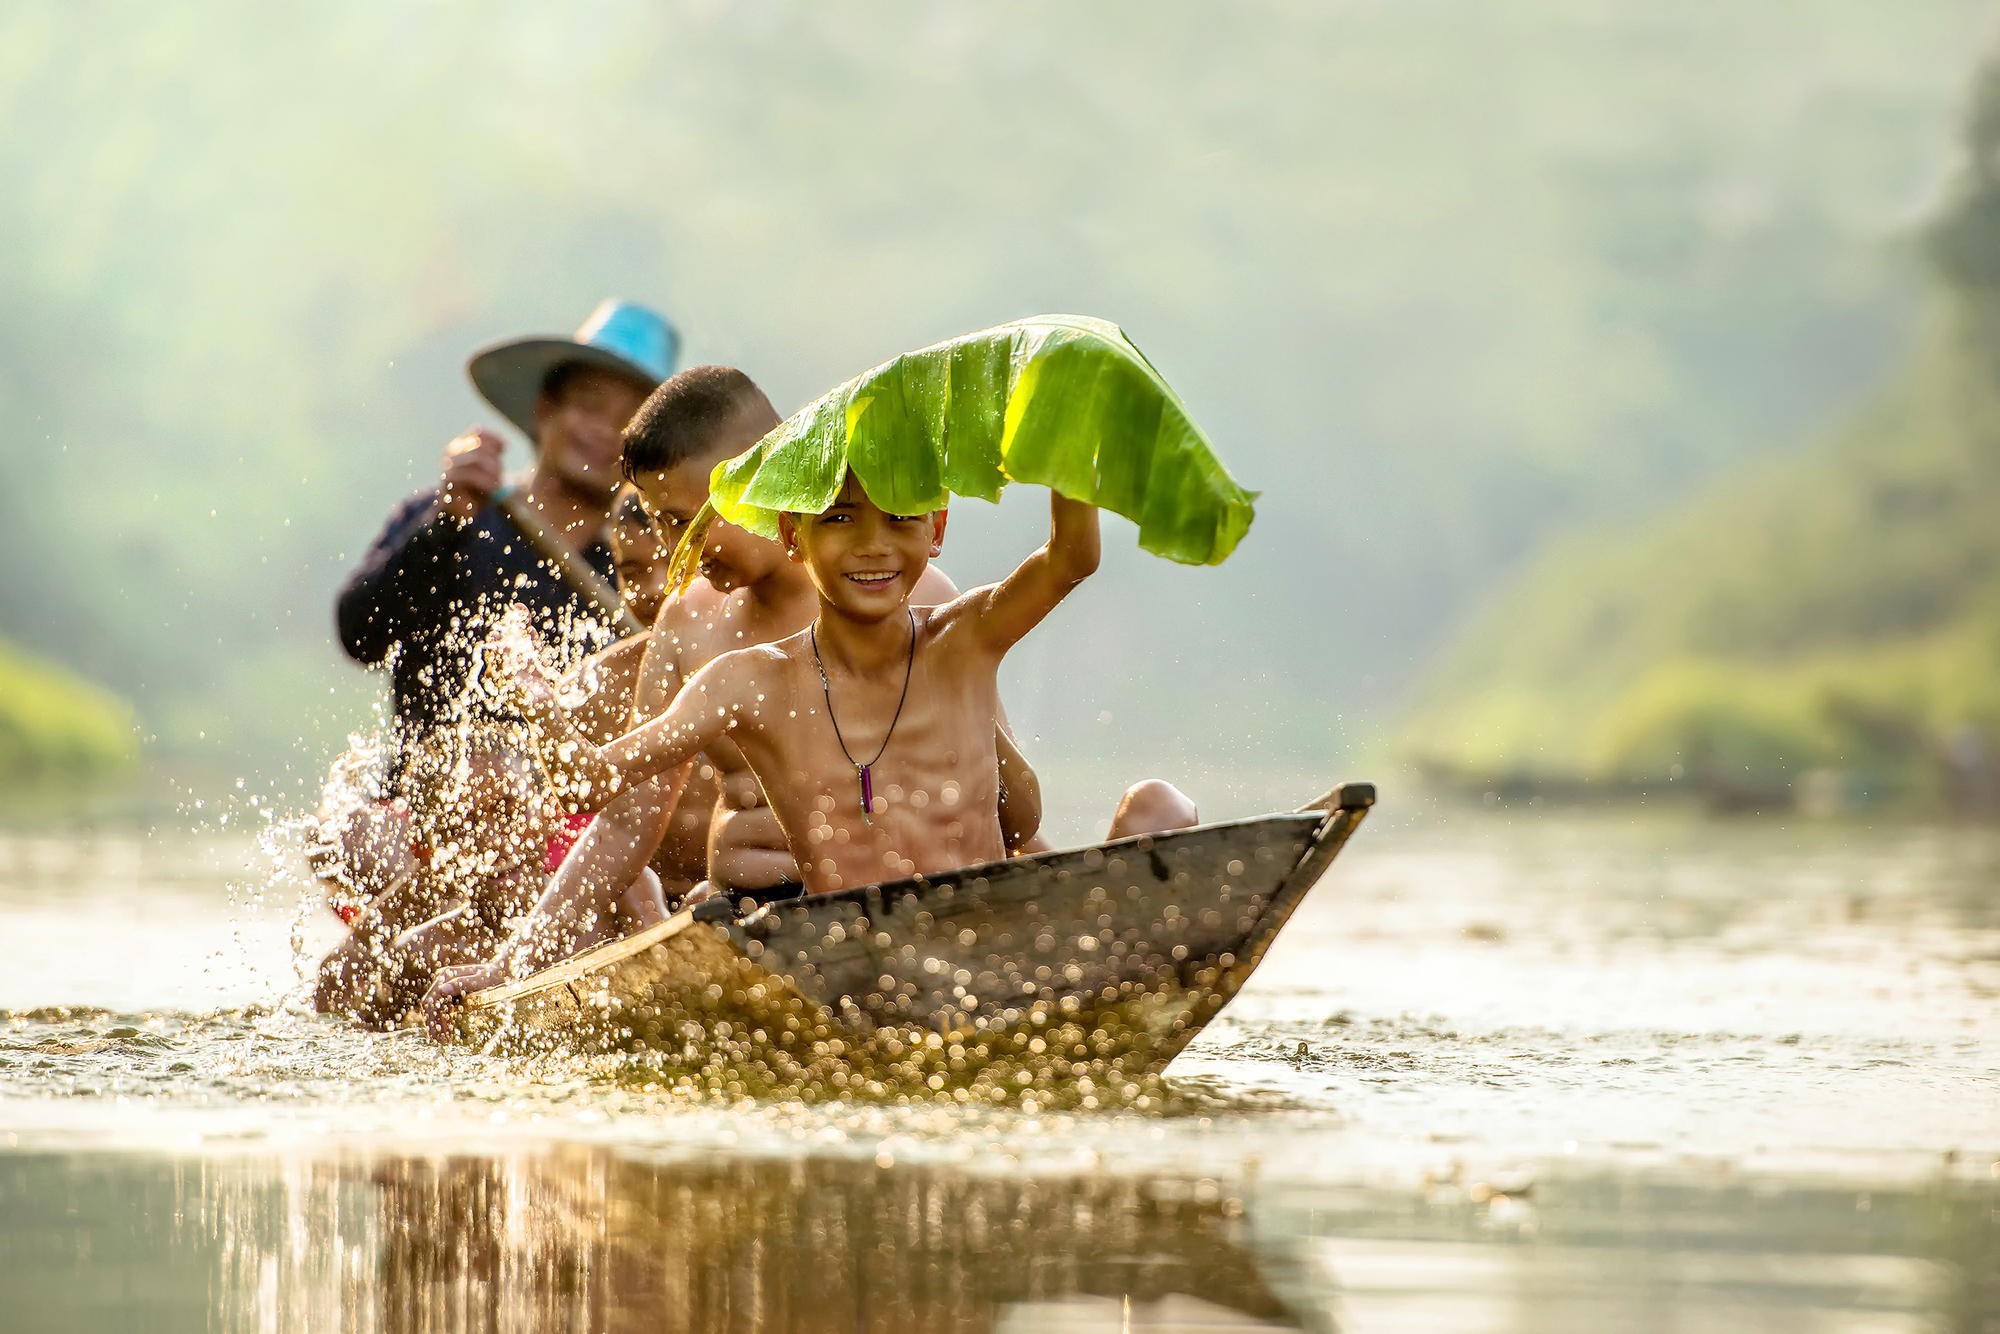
[1,808,1995,1331]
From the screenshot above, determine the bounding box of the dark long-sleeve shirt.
[336,488,617,744]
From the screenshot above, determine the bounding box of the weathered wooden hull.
[457,782,1374,1096]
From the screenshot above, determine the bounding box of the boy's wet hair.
[622,365,767,481]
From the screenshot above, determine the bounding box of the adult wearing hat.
[337,299,677,743]
[325,302,676,915]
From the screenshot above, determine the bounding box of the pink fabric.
[544,811,597,873]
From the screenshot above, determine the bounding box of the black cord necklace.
[809,607,917,822]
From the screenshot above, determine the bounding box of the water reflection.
[2,1148,1307,1332]
[5,817,1999,1330]
[4,1146,1996,1333]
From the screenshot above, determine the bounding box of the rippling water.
[2,810,1995,1330]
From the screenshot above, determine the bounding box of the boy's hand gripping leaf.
[669,316,1254,590]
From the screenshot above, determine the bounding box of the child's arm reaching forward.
[958,491,1101,652]
[593,652,752,791]
[492,633,753,808]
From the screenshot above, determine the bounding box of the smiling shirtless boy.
[612,369,1045,887]
[618,369,1050,891]
[504,472,1195,899]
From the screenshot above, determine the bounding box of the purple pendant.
[858,764,874,820]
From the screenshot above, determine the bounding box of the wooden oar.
[461,903,705,1011]
[496,490,643,636]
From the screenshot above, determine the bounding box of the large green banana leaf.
[704,315,1255,568]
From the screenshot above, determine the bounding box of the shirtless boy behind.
[559,488,672,744]
[509,473,1193,896]
[549,486,715,884]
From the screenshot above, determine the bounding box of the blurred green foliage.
[0,639,135,791]
[0,2,1986,797]
[1403,45,2000,805]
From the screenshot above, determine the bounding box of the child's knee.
[619,869,670,928]
[1110,779,1198,839]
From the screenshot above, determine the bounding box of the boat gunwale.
[460,782,1374,1020]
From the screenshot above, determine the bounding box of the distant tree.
[1929,49,2000,296]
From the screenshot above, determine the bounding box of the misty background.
[0,2,1990,827]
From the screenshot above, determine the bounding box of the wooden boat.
[453,782,1375,1098]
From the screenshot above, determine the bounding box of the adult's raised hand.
[437,427,507,522]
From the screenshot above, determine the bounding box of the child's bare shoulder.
[911,564,958,604]
[690,637,794,690]
[652,582,725,634]
[649,582,744,662]
[647,593,698,649]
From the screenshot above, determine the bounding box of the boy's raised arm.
[962,491,1101,652]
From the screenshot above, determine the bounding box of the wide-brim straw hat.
[466,299,679,442]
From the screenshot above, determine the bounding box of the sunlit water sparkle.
[2,812,1995,1330]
